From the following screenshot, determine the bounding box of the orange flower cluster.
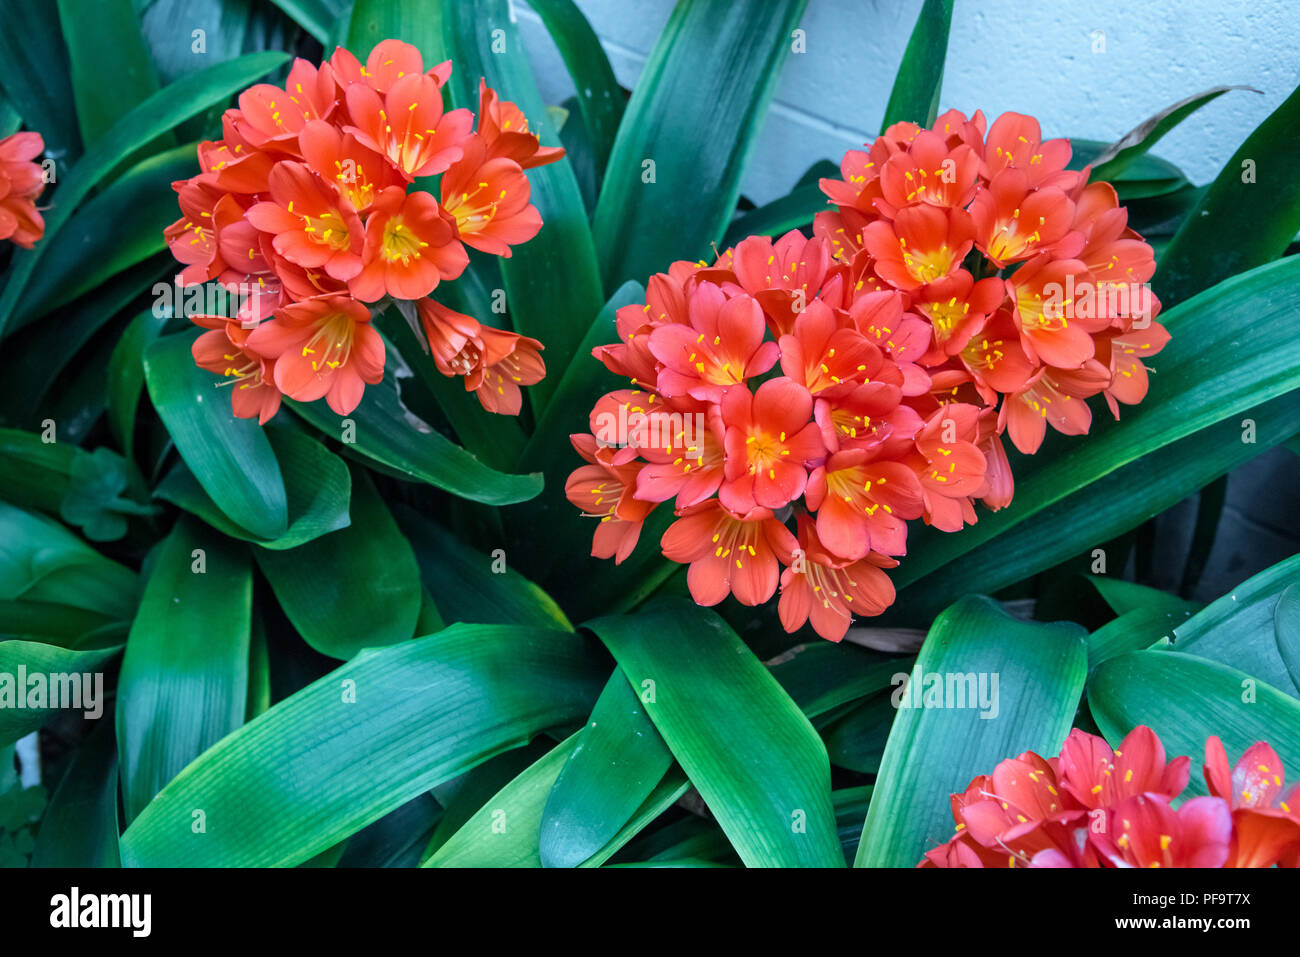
[566,111,1168,642]
[818,110,1170,454]
[923,726,1300,868]
[0,132,47,248]
[166,40,559,422]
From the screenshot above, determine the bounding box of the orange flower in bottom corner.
[921,725,1300,868]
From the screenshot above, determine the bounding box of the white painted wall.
[516,0,1300,203]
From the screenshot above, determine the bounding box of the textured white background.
[516,0,1300,203]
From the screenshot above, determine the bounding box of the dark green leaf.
[1090,650,1300,797]
[0,0,80,161]
[117,519,251,821]
[145,332,289,540]
[256,467,421,659]
[592,0,809,287]
[856,596,1086,866]
[57,0,164,149]
[539,671,673,867]
[29,719,120,867]
[118,623,603,866]
[1156,81,1300,302]
[288,373,543,506]
[0,639,121,747]
[527,0,624,177]
[1172,554,1300,696]
[880,0,953,130]
[445,0,605,410]
[1091,86,1257,182]
[589,600,843,867]
[395,505,571,631]
[155,423,351,550]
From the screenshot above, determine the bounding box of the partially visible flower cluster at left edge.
[0,131,47,248]
[566,109,1169,642]
[165,40,561,421]
[923,725,1300,868]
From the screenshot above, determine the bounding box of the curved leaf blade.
[117,519,251,822]
[880,0,953,131]
[538,671,673,868]
[118,623,603,867]
[592,0,809,287]
[856,596,1087,867]
[256,467,421,660]
[145,332,288,541]
[589,600,843,867]
[288,375,543,506]
[1090,650,1300,798]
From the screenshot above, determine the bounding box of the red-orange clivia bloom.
[246,295,384,415]
[922,726,1290,869]
[163,40,562,422]
[0,132,48,248]
[568,107,1166,640]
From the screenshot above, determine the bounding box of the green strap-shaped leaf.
[0,600,117,644]
[892,392,1300,624]
[1276,583,1300,689]
[1155,81,1300,302]
[519,280,645,478]
[15,143,195,327]
[1089,576,1203,619]
[395,505,572,631]
[1090,86,1256,182]
[256,467,421,659]
[1090,650,1300,798]
[338,793,443,868]
[427,733,689,868]
[29,719,120,867]
[57,0,164,149]
[445,0,606,411]
[1171,553,1300,696]
[768,642,907,721]
[118,623,604,866]
[426,734,580,867]
[108,309,169,462]
[880,0,953,130]
[0,500,139,619]
[145,332,289,541]
[1087,607,1183,679]
[539,671,674,868]
[117,519,251,822]
[288,373,543,506]
[0,50,290,339]
[592,0,809,287]
[0,255,172,425]
[271,0,350,44]
[0,428,76,514]
[0,0,80,161]
[824,695,895,774]
[345,0,450,65]
[527,0,625,178]
[720,160,839,248]
[589,600,843,867]
[154,423,352,550]
[0,639,121,748]
[856,596,1087,867]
